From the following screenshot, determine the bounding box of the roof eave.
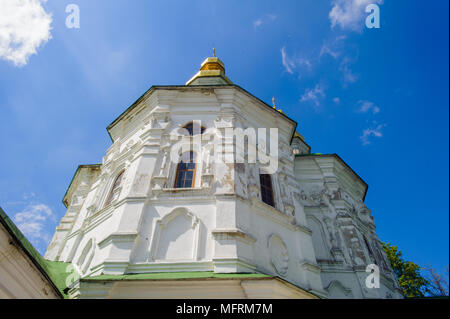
[62,164,101,208]
[295,153,369,201]
[106,84,299,143]
[0,207,64,298]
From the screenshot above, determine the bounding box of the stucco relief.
[104,143,119,165]
[296,184,326,207]
[202,144,214,175]
[297,184,379,268]
[247,163,260,200]
[340,225,367,266]
[88,176,107,213]
[158,144,170,177]
[307,215,332,261]
[214,116,234,129]
[372,239,390,271]
[147,107,171,130]
[342,191,374,226]
[214,162,234,193]
[234,163,248,198]
[278,173,287,200]
[267,234,289,276]
[323,217,347,263]
[200,144,215,189]
[151,143,171,191]
[149,208,201,262]
[326,280,354,299]
[77,238,95,275]
[278,172,298,223]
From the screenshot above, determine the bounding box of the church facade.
[44,55,403,299]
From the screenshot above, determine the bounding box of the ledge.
[98,232,138,248]
[82,271,272,282]
[212,228,256,243]
[152,187,212,198]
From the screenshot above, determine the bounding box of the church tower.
[45,54,402,299]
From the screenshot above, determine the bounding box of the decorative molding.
[211,228,256,244]
[201,173,214,188]
[267,234,289,276]
[325,280,354,298]
[148,208,201,262]
[98,232,138,249]
[299,259,321,274]
[151,175,167,190]
[128,261,213,273]
[252,199,312,235]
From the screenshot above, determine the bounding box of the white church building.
[43,54,403,299]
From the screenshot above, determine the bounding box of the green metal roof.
[0,207,71,298]
[295,153,323,157]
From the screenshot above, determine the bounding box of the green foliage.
[382,242,429,298]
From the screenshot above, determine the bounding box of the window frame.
[104,170,124,207]
[174,151,197,189]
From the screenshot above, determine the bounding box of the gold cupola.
[186,49,233,86]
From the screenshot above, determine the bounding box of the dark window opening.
[260,174,274,207]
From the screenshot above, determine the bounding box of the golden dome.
[186,50,233,86]
[200,57,225,73]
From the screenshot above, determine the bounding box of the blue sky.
[0,0,448,273]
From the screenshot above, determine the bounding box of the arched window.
[175,152,196,188]
[105,170,124,207]
[259,174,274,207]
[183,122,205,136]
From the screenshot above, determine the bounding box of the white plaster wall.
[45,86,401,299]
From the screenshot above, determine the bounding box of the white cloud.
[320,44,340,60]
[299,58,312,69]
[357,100,380,114]
[319,35,347,59]
[14,203,55,244]
[281,46,295,74]
[253,19,263,28]
[360,123,386,145]
[300,84,326,107]
[22,192,36,200]
[329,0,383,32]
[0,0,52,66]
[281,46,312,75]
[253,14,277,29]
[339,57,358,84]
